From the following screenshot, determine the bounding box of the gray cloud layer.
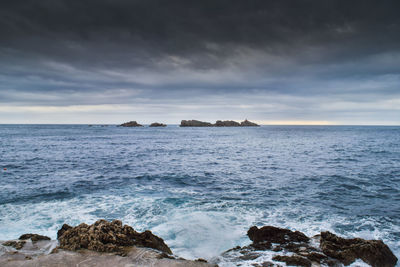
[1,0,399,124]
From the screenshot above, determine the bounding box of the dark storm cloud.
[0,0,399,124]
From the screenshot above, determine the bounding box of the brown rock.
[120,121,143,127]
[320,231,398,267]
[247,226,309,244]
[304,252,327,263]
[57,219,172,255]
[3,240,26,250]
[272,255,311,267]
[19,233,50,242]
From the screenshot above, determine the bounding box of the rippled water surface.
[0,125,399,260]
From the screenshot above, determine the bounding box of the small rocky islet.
[118,119,260,127]
[0,220,397,267]
[180,119,259,127]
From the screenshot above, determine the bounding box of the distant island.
[149,122,167,127]
[119,121,143,127]
[118,119,259,127]
[180,119,259,127]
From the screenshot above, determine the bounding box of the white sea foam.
[0,193,398,265]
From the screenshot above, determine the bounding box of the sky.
[0,0,399,125]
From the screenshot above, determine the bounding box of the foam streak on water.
[0,125,399,262]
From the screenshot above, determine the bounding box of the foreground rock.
[149,122,167,127]
[58,219,172,255]
[0,220,215,267]
[320,231,398,267]
[180,119,259,127]
[120,121,143,127]
[218,225,397,267]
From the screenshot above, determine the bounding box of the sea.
[0,125,399,265]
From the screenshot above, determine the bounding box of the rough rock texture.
[240,119,259,126]
[0,242,215,267]
[3,240,26,250]
[320,231,398,267]
[120,121,143,127]
[272,255,311,267]
[214,120,241,127]
[57,219,172,255]
[219,225,397,267]
[19,234,50,243]
[149,122,167,127]
[248,226,309,244]
[180,120,214,127]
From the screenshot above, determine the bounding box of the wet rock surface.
[58,219,172,255]
[248,226,309,244]
[3,241,26,250]
[19,234,50,243]
[218,225,397,267]
[320,231,398,267]
[119,121,143,127]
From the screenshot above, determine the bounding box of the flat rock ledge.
[180,119,259,127]
[220,225,398,267]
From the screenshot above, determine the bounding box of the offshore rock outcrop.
[180,120,214,127]
[214,120,241,127]
[58,219,172,255]
[219,225,397,267]
[180,119,259,127]
[149,122,167,127]
[240,119,259,126]
[120,121,143,127]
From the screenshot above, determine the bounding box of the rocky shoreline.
[0,220,397,267]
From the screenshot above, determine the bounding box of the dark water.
[0,125,399,262]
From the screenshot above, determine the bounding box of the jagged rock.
[3,240,26,250]
[304,252,327,263]
[247,226,309,245]
[19,234,50,242]
[57,224,73,239]
[240,119,259,126]
[272,255,311,267]
[120,121,143,127]
[57,219,172,255]
[149,122,167,127]
[214,120,241,127]
[180,120,213,127]
[320,231,398,267]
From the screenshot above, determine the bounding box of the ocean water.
[0,125,399,263]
